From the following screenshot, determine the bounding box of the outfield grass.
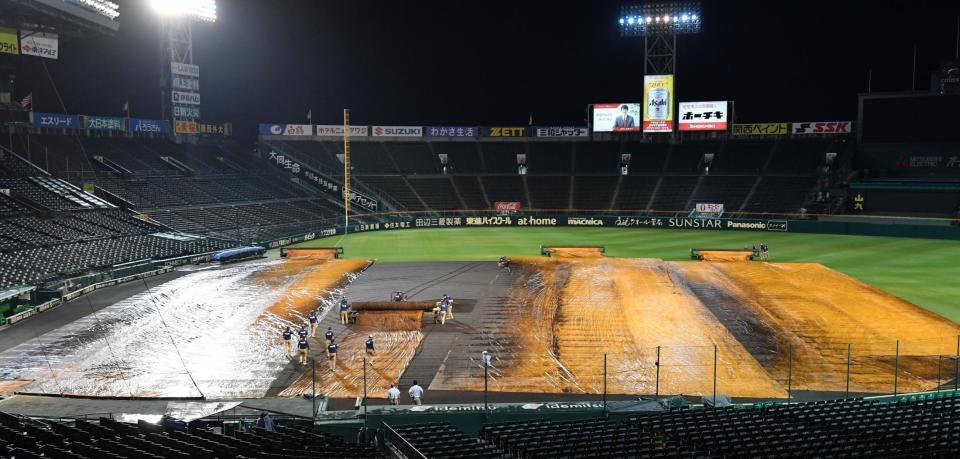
[294,227,960,323]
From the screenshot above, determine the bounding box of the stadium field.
[295,227,960,323]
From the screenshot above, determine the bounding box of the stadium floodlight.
[149,0,217,23]
[620,2,701,37]
[78,0,120,20]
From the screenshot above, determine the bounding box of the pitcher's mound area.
[430,257,960,398]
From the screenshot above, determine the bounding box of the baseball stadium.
[1,1,960,458]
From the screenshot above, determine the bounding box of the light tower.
[619,1,700,74]
[150,0,217,137]
[619,2,701,135]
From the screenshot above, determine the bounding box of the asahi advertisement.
[643,74,674,132]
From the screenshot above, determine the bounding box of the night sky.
[14,0,960,139]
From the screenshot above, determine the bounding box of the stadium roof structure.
[0,0,119,38]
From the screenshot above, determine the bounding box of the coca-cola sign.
[494,202,521,212]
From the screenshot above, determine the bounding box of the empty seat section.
[768,140,829,173]
[650,176,698,211]
[712,141,773,173]
[451,176,488,209]
[436,143,483,173]
[743,176,815,214]
[407,177,461,210]
[0,178,77,210]
[349,143,399,174]
[575,142,621,174]
[527,142,572,173]
[690,175,757,211]
[384,143,437,174]
[0,413,381,459]
[526,176,570,210]
[612,176,659,210]
[479,142,524,173]
[664,143,707,173]
[480,176,526,207]
[626,143,670,172]
[359,176,425,211]
[572,176,617,210]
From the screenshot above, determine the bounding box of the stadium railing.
[382,422,427,459]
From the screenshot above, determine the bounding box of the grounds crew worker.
[281,326,294,357]
[365,335,375,364]
[327,338,339,371]
[308,311,318,337]
[297,336,310,365]
[339,298,350,325]
[437,300,450,325]
[408,380,424,405]
[324,327,334,349]
[498,256,512,273]
[442,294,454,319]
[298,325,309,342]
[387,384,401,405]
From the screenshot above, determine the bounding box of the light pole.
[618,2,702,138]
[363,355,368,419]
[482,350,491,413]
[149,0,216,138]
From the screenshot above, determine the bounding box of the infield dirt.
[444,257,960,398]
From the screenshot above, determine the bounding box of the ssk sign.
[371,126,422,137]
[791,121,851,135]
[494,202,521,211]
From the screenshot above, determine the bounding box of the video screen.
[593,103,641,132]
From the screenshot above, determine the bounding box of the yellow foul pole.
[343,109,351,233]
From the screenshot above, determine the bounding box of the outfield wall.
[262,214,959,254]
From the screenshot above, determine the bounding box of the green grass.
[294,227,960,323]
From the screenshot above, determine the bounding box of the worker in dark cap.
[327,338,339,371]
[365,335,376,365]
[339,297,350,325]
[281,326,294,357]
[442,294,454,319]
[324,327,334,350]
[297,336,310,365]
[308,310,319,337]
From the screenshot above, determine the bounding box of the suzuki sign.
[371,126,422,137]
